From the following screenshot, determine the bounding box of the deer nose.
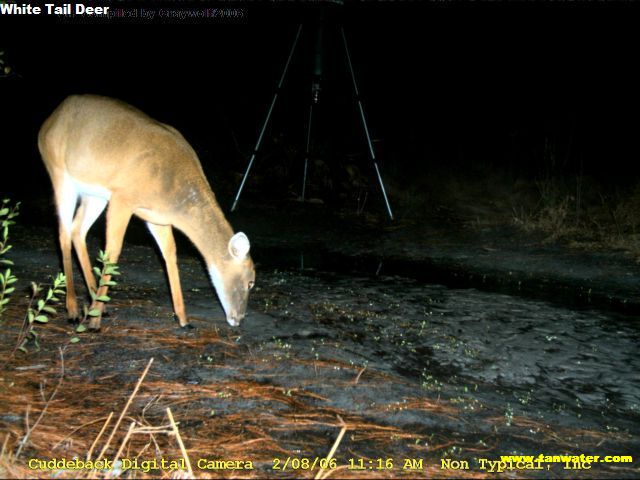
[226,313,243,327]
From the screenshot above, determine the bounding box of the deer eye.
[248,281,255,290]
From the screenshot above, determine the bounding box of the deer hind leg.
[71,196,107,298]
[52,173,80,320]
[88,197,132,330]
[147,223,189,327]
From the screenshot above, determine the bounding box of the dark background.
[3,5,640,473]
[2,1,640,217]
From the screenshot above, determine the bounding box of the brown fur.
[39,95,255,329]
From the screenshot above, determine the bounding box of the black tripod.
[230,23,394,220]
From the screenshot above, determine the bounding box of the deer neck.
[174,190,234,267]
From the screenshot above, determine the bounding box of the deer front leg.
[146,223,189,327]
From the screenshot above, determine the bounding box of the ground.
[0,187,639,479]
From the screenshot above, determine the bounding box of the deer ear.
[229,232,250,260]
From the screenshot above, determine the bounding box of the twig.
[141,393,162,422]
[112,421,136,467]
[132,426,172,435]
[86,412,113,461]
[1,288,39,369]
[134,441,151,462]
[23,405,30,438]
[1,433,9,458]
[353,367,366,386]
[15,347,65,459]
[52,415,113,451]
[149,432,163,459]
[95,358,154,462]
[319,465,350,479]
[315,415,348,480]
[166,407,194,478]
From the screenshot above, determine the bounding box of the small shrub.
[18,274,66,353]
[0,199,20,317]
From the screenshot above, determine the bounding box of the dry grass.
[0,306,487,480]
[507,175,640,259]
[0,292,630,479]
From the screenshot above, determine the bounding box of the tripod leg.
[340,27,395,220]
[302,103,314,201]
[231,24,303,212]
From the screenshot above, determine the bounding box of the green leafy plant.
[90,249,120,309]
[71,250,119,341]
[0,199,68,358]
[0,199,20,317]
[0,199,119,352]
[18,274,67,353]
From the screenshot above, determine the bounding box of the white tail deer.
[38,95,255,329]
